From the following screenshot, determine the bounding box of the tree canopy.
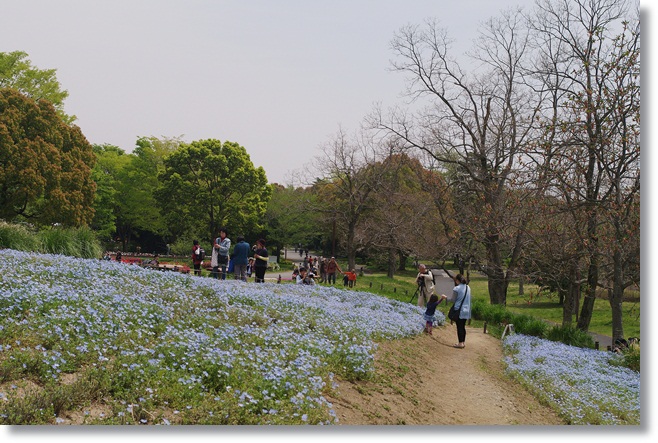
[0,51,75,124]
[0,88,95,227]
[157,139,271,242]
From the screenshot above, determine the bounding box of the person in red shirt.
[326,257,342,285]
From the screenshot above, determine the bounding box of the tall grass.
[0,222,102,259]
[0,222,39,251]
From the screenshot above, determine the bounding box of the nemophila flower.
[0,249,464,424]
[503,334,640,425]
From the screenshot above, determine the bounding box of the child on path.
[424,294,441,335]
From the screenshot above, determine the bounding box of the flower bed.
[503,334,640,425]
[0,249,428,424]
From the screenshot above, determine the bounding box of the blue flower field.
[0,249,429,424]
[503,334,640,425]
[0,249,639,425]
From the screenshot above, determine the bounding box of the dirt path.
[326,323,564,425]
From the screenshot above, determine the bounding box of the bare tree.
[357,153,457,277]
[373,10,542,304]
[315,127,380,270]
[529,0,639,338]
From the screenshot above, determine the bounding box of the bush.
[512,314,548,338]
[617,346,640,372]
[169,237,196,257]
[545,325,595,348]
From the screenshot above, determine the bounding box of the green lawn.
[331,262,640,340]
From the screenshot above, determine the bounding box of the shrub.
[545,325,595,348]
[169,237,195,257]
[615,345,640,372]
[512,314,548,338]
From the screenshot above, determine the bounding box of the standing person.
[115,251,122,263]
[326,257,342,285]
[213,227,231,280]
[415,264,435,307]
[191,240,204,276]
[423,294,441,335]
[253,238,268,283]
[319,258,327,283]
[440,273,471,349]
[232,236,250,281]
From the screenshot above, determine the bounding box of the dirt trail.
[326,323,564,425]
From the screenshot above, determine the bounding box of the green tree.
[113,137,179,251]
[265,184,322,254]
[157,139,271,243]
[90,144,131,241]
[0,51,75,124]
[0,88,95,226]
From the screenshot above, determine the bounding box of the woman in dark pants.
[440,273,471,348]
[253,238,268,283]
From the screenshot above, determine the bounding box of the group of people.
[415,264,471,349]
[292,256,357,287]
[190,231,470,346]
[192,228,270,283]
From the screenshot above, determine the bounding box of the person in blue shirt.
[212,227,231,280]
[231,236,250,281]
[440,273,471,348]
[424,294,441,335]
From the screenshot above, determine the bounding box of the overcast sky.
[1,0,546,185]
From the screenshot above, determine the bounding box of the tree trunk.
[609,250,625,343]
[487,268,508,305]
[485,234,507,305]
[562,263,580,326]
[577,255,598,333]
[387,247,396,278]
[346,221,357,271]
[518,274,525,296]
[398,251,407,272]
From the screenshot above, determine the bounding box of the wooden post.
[595,341,599,350]
[380,283,384,290]
[483,321,487,334]
[369,282,372,288]
[393,287,396,293]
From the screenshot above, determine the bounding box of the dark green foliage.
[545,325,595,348]
[0,88,96,227]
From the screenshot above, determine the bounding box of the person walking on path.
[415,264,435,307]
[213,227,231,280]
[253,238,269,283]
[440,273,471,348]
[191,240,204,276]
[232,236,250,281]
[326,257,342,285]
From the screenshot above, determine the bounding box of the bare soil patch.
[326,323,564,425]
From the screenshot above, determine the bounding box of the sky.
[0,0,534,185]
